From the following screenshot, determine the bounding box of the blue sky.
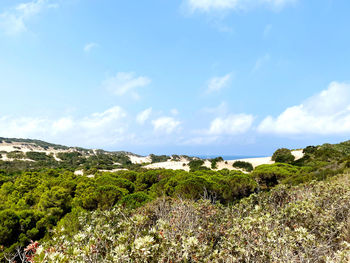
[0,0,350,156]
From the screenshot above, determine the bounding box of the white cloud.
[136,108,152,125]
[208,113,254,135]
[252,53,270,72]
[258,82,350,135]
[206,73,232,93]
[0,106,128,147]
[0,116,48,138]
[84,42,98,52]
[103,72,151,99]
[52,117,74,133]
[80,106,126,130]
[0,0,58,35]
[152,117,181,134]
[185,0,296,12]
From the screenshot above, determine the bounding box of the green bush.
[232,160,253,172]
[271,148,295,164]
[188,159,209,172]
[150,154,170,163]
[210,157,223,169]
[252,163,300,190]
[7,151,25,159]
[26,151,52,161]
[119,192,152,209]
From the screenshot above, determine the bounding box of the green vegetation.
[0,168,256,259]
[2,138,350,262]
[0,137,69,151]
[188,159,209,172]
[150,154,170,163]
[6,151,25,159]
[210,157,223,169]
[271,148,295,164]
[30,174,350,262]
[232,160,254,172]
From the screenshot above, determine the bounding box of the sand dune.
[143,150,304,171]
[128,155,151,164]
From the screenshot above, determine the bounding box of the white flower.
[73,232,86,242]
[134,235,155,250]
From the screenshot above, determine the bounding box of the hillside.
[1,139,350,262]
[0,138,304,174]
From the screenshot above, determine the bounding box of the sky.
[0,0,350,156]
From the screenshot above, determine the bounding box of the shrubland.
[2,139,350,262]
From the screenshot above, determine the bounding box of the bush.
[7,151,25,159]
[271,148,295,164]
[232,160,253,172]
[252,163,300,190]
[119,192,152,209]
[150,154,170,163]
[32,174,350,262]
[210,157,223,169]
[26,152,52,161]
[188,160,209,172]
[303,145,317,154]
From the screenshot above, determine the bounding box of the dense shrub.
[26,151,53,161]
[150,154,170,163]
[271,148,295,164]
[232,160,253,172]
[210,157,223,169]
[29,174,350,262]
[119,192,152,209]
[3,138,350,261]
[7,151,25,159]
[188,159,209,172]
[252,163,300,190]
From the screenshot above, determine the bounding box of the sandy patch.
[99,168,129,172]
[128,155,151,164]
[145,161,190,171]
[291,150,304,160]
[74,170,84,176]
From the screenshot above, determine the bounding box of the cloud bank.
[258,82,350,135]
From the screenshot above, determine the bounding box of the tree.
[271,148,295,164]
[232,161,253,172]
[0,210,20,246]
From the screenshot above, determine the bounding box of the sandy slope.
[0,141,95,162]
[143,150,304,171]
[145,161,190,171]
[0,140,305,172]
[0,141,73,161]
[128,155,151,164]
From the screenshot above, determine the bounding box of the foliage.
[252,163,300,190]
[30,173,350,262]
[150,154,170,163]
[3,138,350,261]
[232,160,253,172]
[188,159,209,172]
[210,157,223,169]
[271,148,295,164]
[0,168,256,258]
[6,151,25,159]
[26,152,53,162]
